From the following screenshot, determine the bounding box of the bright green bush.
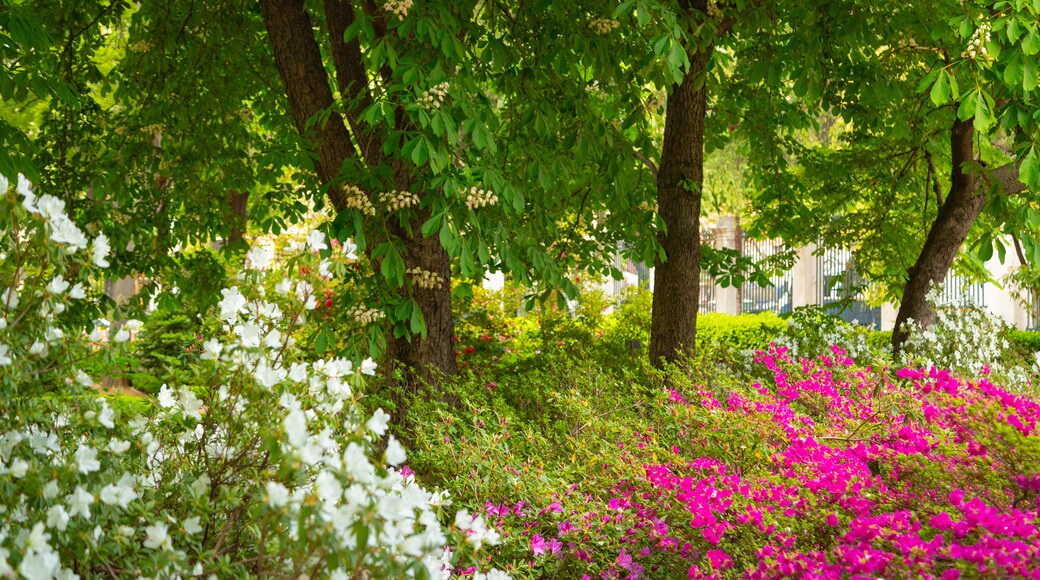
[695,311,786,353]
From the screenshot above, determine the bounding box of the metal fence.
[938,273,986,307]
[816,246,882,329]
[741,237,793,314]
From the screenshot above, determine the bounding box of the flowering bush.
[0,176,506,578]
[900,287,1037,390]
[403,342,1040,578]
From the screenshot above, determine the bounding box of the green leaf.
[956,89,979,121]
[421,215,441,237]
[314,328,329,355]
[380,246,405,287]
[409,304,425,336]
[973,90,993,132]
[1020,146,1040,186]
[978,235,994,262]
[1024,55,1039,91]
[1004,50,1024,86]
[1008,17,1021,43]
[1023,24,1040,55]
[930,70,950,105]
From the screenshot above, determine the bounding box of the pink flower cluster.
[480,346,1040,578]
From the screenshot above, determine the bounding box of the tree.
[7,0,671,388]
[730,0,1040,352]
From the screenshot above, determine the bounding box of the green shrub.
[695,311,786,353]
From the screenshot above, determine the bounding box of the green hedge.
[695,312,787,352]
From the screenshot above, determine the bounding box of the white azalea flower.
[385,435,407,466]
[0,344,11,366]
[67,486,95,519]
[182,516,203,536]
[46,505,70,531]
[92,233,110,268]
[307,229,328,251]
[158,385,177,408]
[143,522,171,551]
[46,275,69,295]
[247,245,273,270]
[2,287,19,310]
[75,370,93,388]
[123,319,143,332]
[367,408,390,437]
[74,446,100,474]
[218,286,248,322]
[266,481,290,508]
[275,278,293,295]
[68,283,86,299]
[342,238,359,260]
[200,338,222,360]
[360,357,378,376]
[284,409,308,448]
[98,400,114,428]
[108,438,130,454]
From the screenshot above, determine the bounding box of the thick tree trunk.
[263,0,457,384]
[649,11,708,367]
[892,120,981,354]
[323,0,457,384]
[260,0,356,211]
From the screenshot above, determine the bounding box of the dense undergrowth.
[376,287,1040,579]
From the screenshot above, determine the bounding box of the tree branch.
[632,149,659,180]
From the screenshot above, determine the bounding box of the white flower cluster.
[962,20,991,60]
[0,210,508,577]
[707,0,721,19]
[345,184,376,217]
[383,0,412,20]
[465,186,497,210]
[347,304,384,325]
[589,18,620,35]
[901,284,1028,384]
[4,174,108,265]
[419,82,450,109]
[1,174,112,372]
[407,267,445,290]
[380,190,420,212]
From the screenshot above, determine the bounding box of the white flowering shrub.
[900,285,1032,387]
[773,305,882,362]
[0,176,506,579]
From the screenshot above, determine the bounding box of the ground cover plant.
[396,292,1040,579]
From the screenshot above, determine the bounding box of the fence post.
[792,243,817,309]
[715,216,742,315]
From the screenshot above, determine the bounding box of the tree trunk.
[323,0,457,384]
[262,0,457,384]
[385,216,458,386]
[259,0,355,212]
[649,14,708,367]
[892,120,980,354]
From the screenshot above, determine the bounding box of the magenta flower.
[531,533,546,556]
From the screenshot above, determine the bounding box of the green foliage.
[695,311,786,352]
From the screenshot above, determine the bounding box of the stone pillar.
[792,243,818,309]
[984,239,1029,329]
[715,216,742,315]
[880,302,898,331]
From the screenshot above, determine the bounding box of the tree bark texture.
[649,4,709,367]
[262,0,457,385]
[892,117,1027,354]
[892,120,982,354]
